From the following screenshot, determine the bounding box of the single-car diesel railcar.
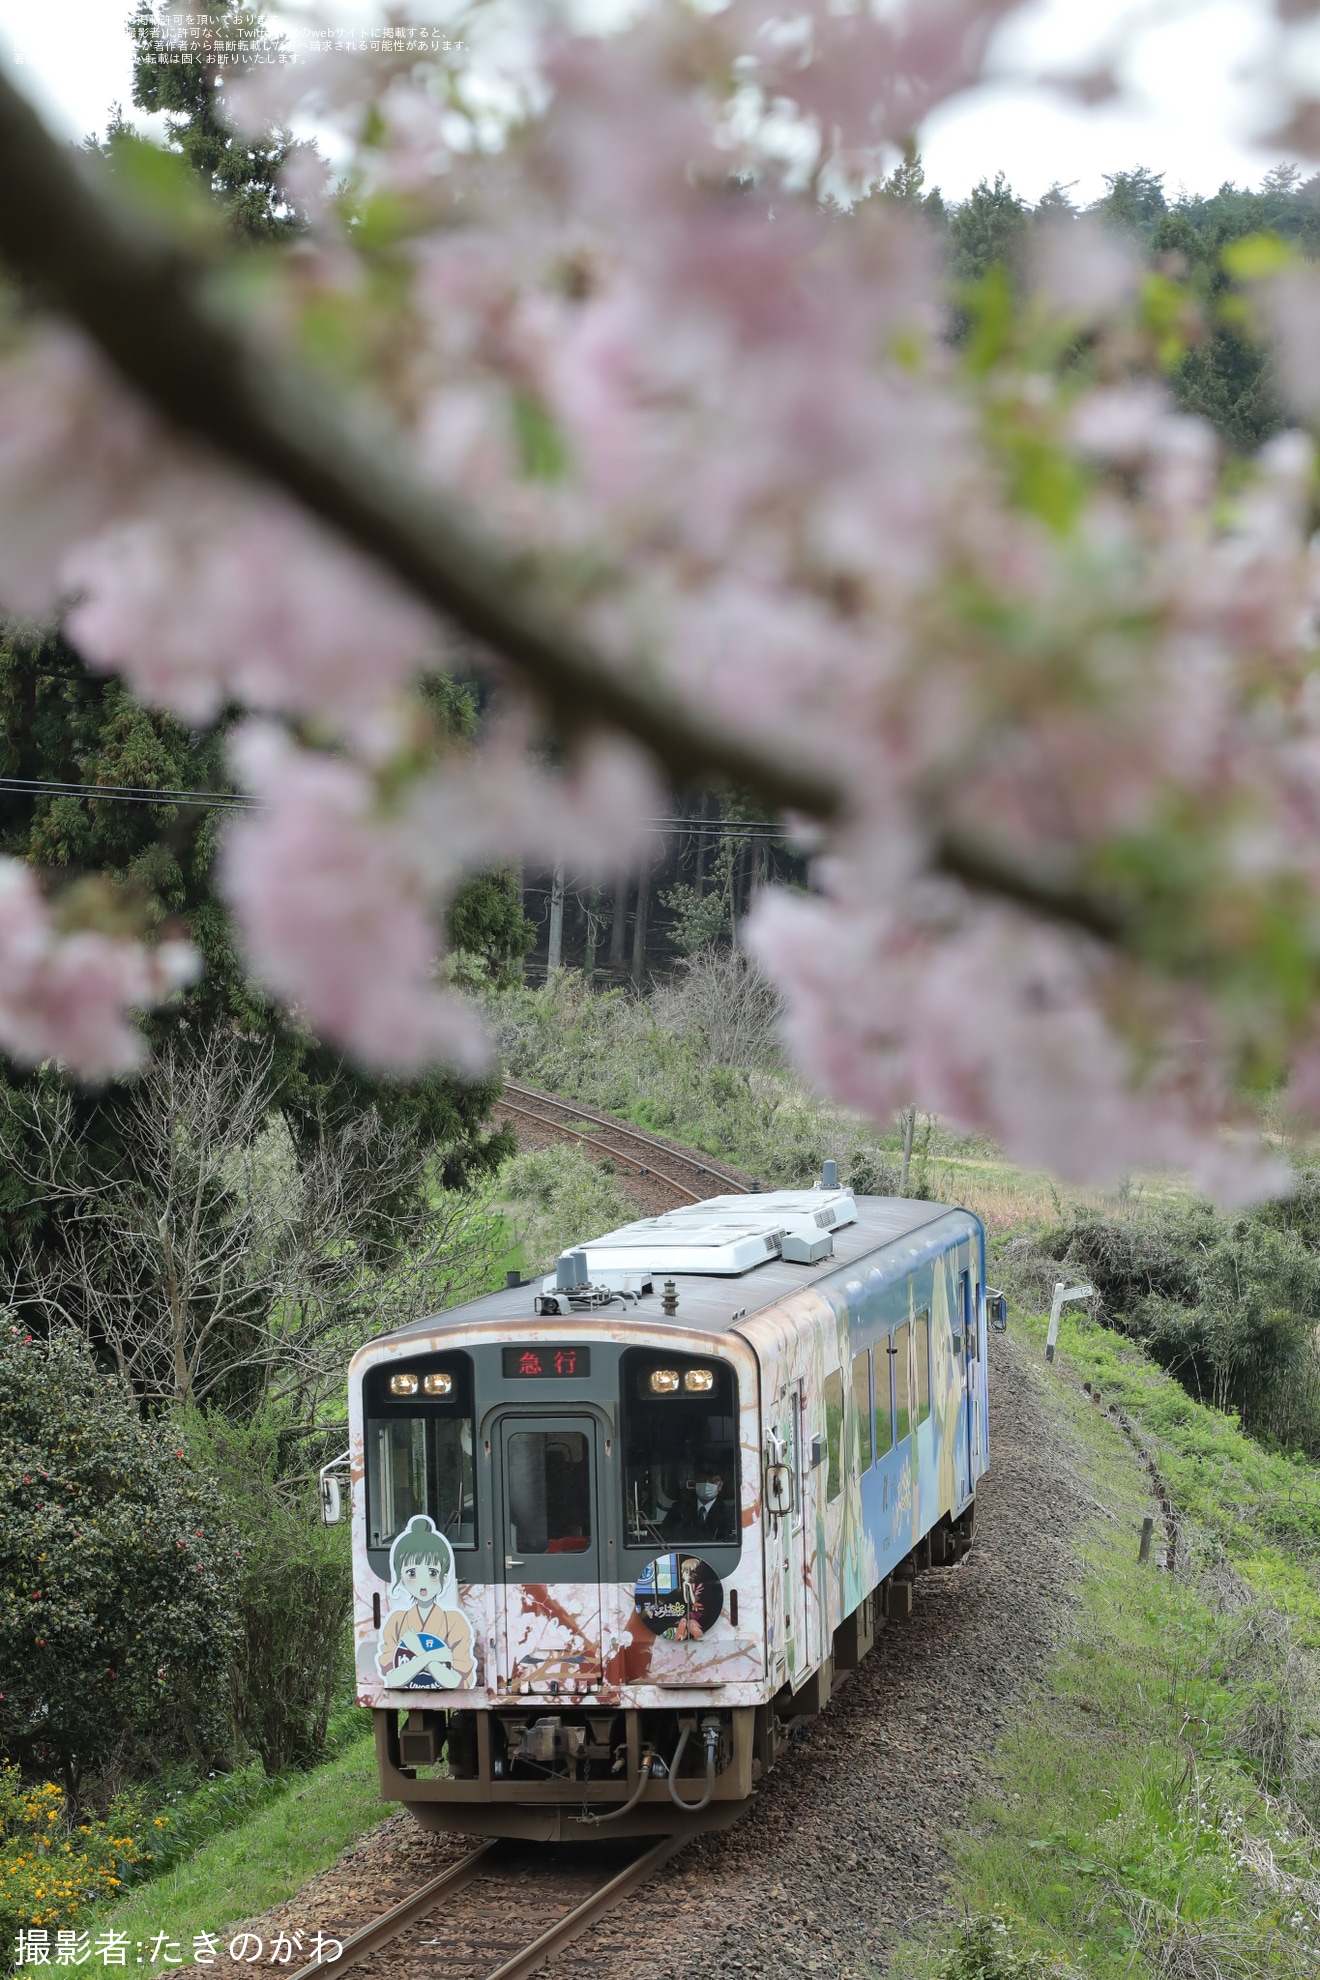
[341,1177,991,1840]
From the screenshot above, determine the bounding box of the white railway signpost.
[1045,1281,1095,1364]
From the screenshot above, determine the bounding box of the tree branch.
[934,829,1128,943]
[0,75,1156,962]
[0,69,841,821]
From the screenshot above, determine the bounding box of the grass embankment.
[87,1731,385,1960]
[895,1311,1320,1980]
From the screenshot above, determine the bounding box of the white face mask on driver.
[695,1480,720,1506]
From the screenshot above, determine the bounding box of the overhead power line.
[0,776,255,810]
[0,778,795,837]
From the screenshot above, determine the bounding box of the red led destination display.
[501,1345,591,1379]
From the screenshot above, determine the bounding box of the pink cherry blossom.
[64,478,442,732]
[219,724,488,1074]
[4,0,1320,1197]
[0,861,196,1078]
[0,327,163,617]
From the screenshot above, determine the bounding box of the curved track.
[286,1836,684,1980]
[498,1080,754,1207]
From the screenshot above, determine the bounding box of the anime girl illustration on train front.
[377,1514,476,1689]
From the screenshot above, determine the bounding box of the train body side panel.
[738,1210,987,1696]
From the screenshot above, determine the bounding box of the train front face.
[348,1317,765,1841]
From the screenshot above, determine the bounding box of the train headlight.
[389,1372,419,1396]
[649,1368,680,1394]
[423,1372,453,1397]
[683,1368,715,1393]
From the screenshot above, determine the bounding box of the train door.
[493,1414,604,1694]
[794,1377,821,1677]
[959,1270,975,1502]
[772,1381,809,1687]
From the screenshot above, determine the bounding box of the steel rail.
[497,1097,706,1205]
[483,1834,689,1980]
[283,1833,685,1980]
[501,1082,752,1197]
[284,1841,498,1980]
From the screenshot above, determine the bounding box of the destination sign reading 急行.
[501,1345,591,1379]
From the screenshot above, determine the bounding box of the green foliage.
[657,882,730,956]
[896,1320,1320,1980]
[0,1329,237,1798]
[91,1732,384,1956]
[938,1915,1075,1980]
[0,621,510,1299]
[892,155,1320,449]
[446,868,536,988]
[498,1143,633,1277]
[483,967,964,1189]
[0,1768,143,1967]
[1092,166,1169,241]
[181,1405,352,1777]
[127,1,300,245]
[950,172,1029,283]
[1008,1195,1320,1451]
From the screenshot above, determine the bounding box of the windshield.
[620,1348,739,1551]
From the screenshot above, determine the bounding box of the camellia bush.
[0,1327,237,1800]
[3,1,1320,1194]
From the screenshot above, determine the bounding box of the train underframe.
[377,1503,976,1843]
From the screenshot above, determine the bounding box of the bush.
[498,1144,634,1276]
[182,1405,353,1777]
[0,1328,237,1800]
[482,972,893,1186]
[0,1764,143,1970]
[1003,1201,1320,1453]
[939,1915,1078,1980]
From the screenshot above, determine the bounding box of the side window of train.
[915,1309,931,1425]
[823,1369,844,1502]
[875,1338,894,1457]
[893,1322,912,1443]
[852,1349,873,1470]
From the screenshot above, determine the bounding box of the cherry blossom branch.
[0,70,1148,962]
[0,69,840,817]
[935,831,1127,944]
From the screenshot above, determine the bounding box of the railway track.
[287,1835,685,1980]
[498,1079,754,1206]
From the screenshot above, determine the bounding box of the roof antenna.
[822,1159,838,1189]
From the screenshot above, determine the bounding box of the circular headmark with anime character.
[634,1552,723,1641]
[376,1514,475,1690]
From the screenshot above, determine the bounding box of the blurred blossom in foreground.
[1,0,1320,1195]
[0,862,195,1078]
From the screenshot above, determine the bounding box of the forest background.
[8,0,1320,1964]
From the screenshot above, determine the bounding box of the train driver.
[664,1465,737,1543]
